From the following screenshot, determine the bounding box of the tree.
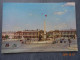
[5,35,9,39]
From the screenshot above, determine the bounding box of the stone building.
[48,29,76,40]
[14,30,39,39]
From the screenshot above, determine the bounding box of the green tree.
[5,35,9,39]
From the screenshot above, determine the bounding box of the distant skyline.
[2,2,76,32]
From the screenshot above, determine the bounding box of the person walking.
[68,38,71,47]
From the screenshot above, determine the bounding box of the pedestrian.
[68,38,71,47]
[60,39,62,43]
[5,43,9,47]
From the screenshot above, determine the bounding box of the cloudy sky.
[2,2,76,32]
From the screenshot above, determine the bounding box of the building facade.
[2,32,14,39]
[14,30,39,39]
[2,29,76,41]
[48,29,77,40]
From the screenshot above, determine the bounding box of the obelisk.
[44,14,47,41]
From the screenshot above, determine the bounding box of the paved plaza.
[1,39,78,53]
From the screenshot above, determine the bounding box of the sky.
[2,2,76,32]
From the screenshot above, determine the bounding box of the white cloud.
[56,18,60,20]
[54,9,67,15]
[54,12,64,15]
[29,13,32,16]
[63,2,75,6]
[54,23,68,30]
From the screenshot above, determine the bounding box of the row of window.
[53,32,76,34]
[14,36,38,38]
[15,33,38,35]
